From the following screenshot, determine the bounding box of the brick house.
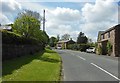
[97,24,120,57]
[57,39,75,49]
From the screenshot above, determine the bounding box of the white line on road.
[91,63,120,81]
[77,56,86,60]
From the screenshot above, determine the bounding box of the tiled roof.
[101,24,120,35]
[57,40,70,43]
[0,25,12,30]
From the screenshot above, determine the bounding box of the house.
[0,25,12,31]
[97,24,120,57]
[57,38,75,49]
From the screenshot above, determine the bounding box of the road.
[55,49,119,81]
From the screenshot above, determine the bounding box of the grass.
[2,49,61,81]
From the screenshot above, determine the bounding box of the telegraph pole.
[43,9,45,31]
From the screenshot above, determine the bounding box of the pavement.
[55,49,119,81]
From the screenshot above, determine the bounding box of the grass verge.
[2,49,61,81]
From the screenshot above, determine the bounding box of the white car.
[86,47,95,53]
[57,46,62,49]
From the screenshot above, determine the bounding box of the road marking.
[91,63,120,81]
[77,56,86,60]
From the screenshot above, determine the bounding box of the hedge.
[67,44,90,52]
[2,30,42,45]
[1,30,47,60]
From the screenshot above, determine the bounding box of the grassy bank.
[2,49,61,81]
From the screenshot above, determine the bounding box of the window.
[101,35,104,39]
[108,32,110,38]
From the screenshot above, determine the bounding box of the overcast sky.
[0,0,119,42]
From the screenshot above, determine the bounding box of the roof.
[97,31,104,42]
[57,39,75,43]
[0,25,12,30]
[101,24,120,35]
[57,40,70,43]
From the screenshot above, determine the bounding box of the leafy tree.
[17,10,42,21]
[49,37,57,47]
[13,15,40,38]
[13,10,49,45]
[107,41,112,56]
[57,34,60,42]
[13,11,40,38]
[77,32,88,44]
[61,34,70,40]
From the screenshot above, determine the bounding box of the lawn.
[2,49,61,81]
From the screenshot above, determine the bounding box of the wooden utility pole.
[43,10,45,31]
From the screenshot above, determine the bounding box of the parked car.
[57,46,62,49]
[86,47,95,53]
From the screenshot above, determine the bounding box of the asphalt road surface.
[55,49,119,81]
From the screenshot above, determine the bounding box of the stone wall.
[2,44,44,60]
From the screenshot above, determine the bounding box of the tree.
[57,34,60,42]
[77,32,88,44]
[13,11,40,38]
[61,34,70,40]
[17,10,42,21]
[49,37,57,47]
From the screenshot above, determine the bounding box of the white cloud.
[1,0,21,13]
[81,0,118,23]
[0,0,22,25]
[45,7,81,40]
[80,0,118,42]
[0,13,12,25]
[0,0,118,42]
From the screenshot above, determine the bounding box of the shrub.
[46,45,51,50]
[97,45,102,55]
[107,41,112,56]
[67,44,90,52]
[2,31,40,45]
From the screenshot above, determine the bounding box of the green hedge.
[67,44,90,52]
[2,30,42,45]
[2,30,46,60]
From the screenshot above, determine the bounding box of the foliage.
[12,10,49,45]
[57,34,60,42]
[17,9,41,21]
[2,30,39,45]
[67,44,90,52]
[49,36,57,47]
[13,14,40,38]
[45,45,51,50]
[107,41,112,55]
[97,45,102,55]
[77,32,88,44]
[61,33,70,40]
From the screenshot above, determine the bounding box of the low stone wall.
[2,44,44,60]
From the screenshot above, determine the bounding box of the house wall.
[115,26,120,57]
[101,29,116,56]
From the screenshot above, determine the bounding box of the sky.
[0,0,119,42]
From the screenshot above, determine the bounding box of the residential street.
[55,49,119,81]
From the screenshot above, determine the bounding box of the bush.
[45,45,51,50]
[107,41,112,56]
[97,45,102,55]
[67,44,90,52]
[2,31,40,45]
